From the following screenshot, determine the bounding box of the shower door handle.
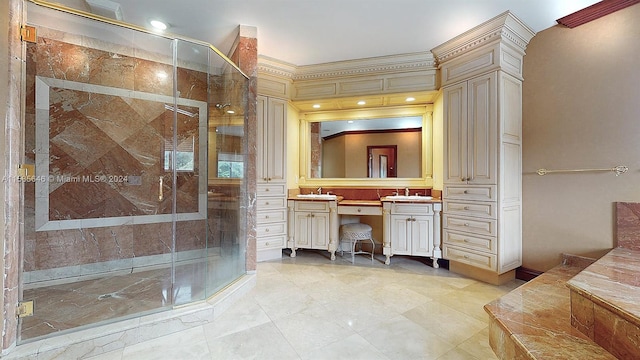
[158,176,164,201]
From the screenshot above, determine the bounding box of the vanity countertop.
[288,195,344,202]
[380,196,441,203]
[338,200,382,207]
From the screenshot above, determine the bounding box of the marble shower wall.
[23,34,213,273]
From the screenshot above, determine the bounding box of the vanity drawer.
[257,209,287,223]
[338,205,382,216]
[257,197,286,210]
[443,185,496,201]
[443,200,496,219]
[390,203,433,215]
[294,201,330,212]
[257,234,287,250]
[443,229,496,254]
[256,222,287,238]
[443,245,496,271]
[257,183,286,197]
[443,214,497,237]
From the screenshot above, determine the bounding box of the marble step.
[484,254,616,359]
[566,247,640,360]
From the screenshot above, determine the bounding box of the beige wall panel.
[522,4,640,271]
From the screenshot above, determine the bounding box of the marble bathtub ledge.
[566,247,640,329]
[3,273,256,359]
[484,264,617,359]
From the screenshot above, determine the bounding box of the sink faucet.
[405,188,410,196]
[317,187,322,195]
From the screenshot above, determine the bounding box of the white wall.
[522,4,640,271]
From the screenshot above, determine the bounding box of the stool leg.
[369,238,375,262]
[351,239,356,264]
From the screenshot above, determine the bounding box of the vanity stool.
[340,223,375,264]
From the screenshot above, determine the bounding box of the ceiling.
[55,0,601,67]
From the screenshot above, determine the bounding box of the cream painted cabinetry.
[256,95,287,262]
[433,12,533,284]
[442,73,497,186]
[287,200,339,260]
[441,71,523,279]
[382,202,442,267]
[257,95,286,182]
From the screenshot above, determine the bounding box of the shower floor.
[20,264,208,341]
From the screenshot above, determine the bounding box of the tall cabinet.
[256,95,288,262]
[432,12,535,284]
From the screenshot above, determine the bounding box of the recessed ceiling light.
[157,71,168,79]
[226,110,235,114]
[357,100,366,105]
[405,97,416,102]
[150,19,168,30]
[312,104,321,109]
[348,120,354,124]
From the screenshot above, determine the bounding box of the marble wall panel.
[593,302,640,359]
[175,220,207,252]
[34,226,134,270]
[570,291,595,339]
[615,202,640,251]
[232,34,257,272]
[23,34,212,271]
[132,223,173,256]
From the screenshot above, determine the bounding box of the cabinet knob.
[463,239,469,242]
[357,208,362,212]
[265,188,270,191]
[265,242,270,246]
[464,223,469,227]
[463,190,468,194]
[463,206,470,210]
[265,229,270,232]
[463,255,469,259]
[265,202,270,205]
[265,215,270,219]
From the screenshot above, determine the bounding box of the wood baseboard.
[515,266,543,282]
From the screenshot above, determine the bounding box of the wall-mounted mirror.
[299,105,433,185]
[312,117,421,178]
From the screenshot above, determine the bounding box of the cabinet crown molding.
[431,11,535,66]
[258,52,435,81]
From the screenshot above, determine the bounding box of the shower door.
[17,2,246,342]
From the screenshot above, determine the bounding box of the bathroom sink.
[296,194,338,200]
[384,195,433,201]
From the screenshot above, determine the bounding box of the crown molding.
[293,52,435,81]
[258,52,436,81]
[257,55,297,79]
[431,11,535,66]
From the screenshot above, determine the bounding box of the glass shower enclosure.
[19,2,248,341]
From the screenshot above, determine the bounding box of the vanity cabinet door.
[293,212,312,248]
[411,216,433,256]
[390,215,411,255]
[310,212,329,250]
[293,211,329,250]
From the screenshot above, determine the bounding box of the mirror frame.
[298,104,433,188]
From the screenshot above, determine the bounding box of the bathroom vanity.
[381,197,442,267]
[288,193,442,267]
[287,196,340,260]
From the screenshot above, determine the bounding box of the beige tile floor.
[86,250,524,359]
